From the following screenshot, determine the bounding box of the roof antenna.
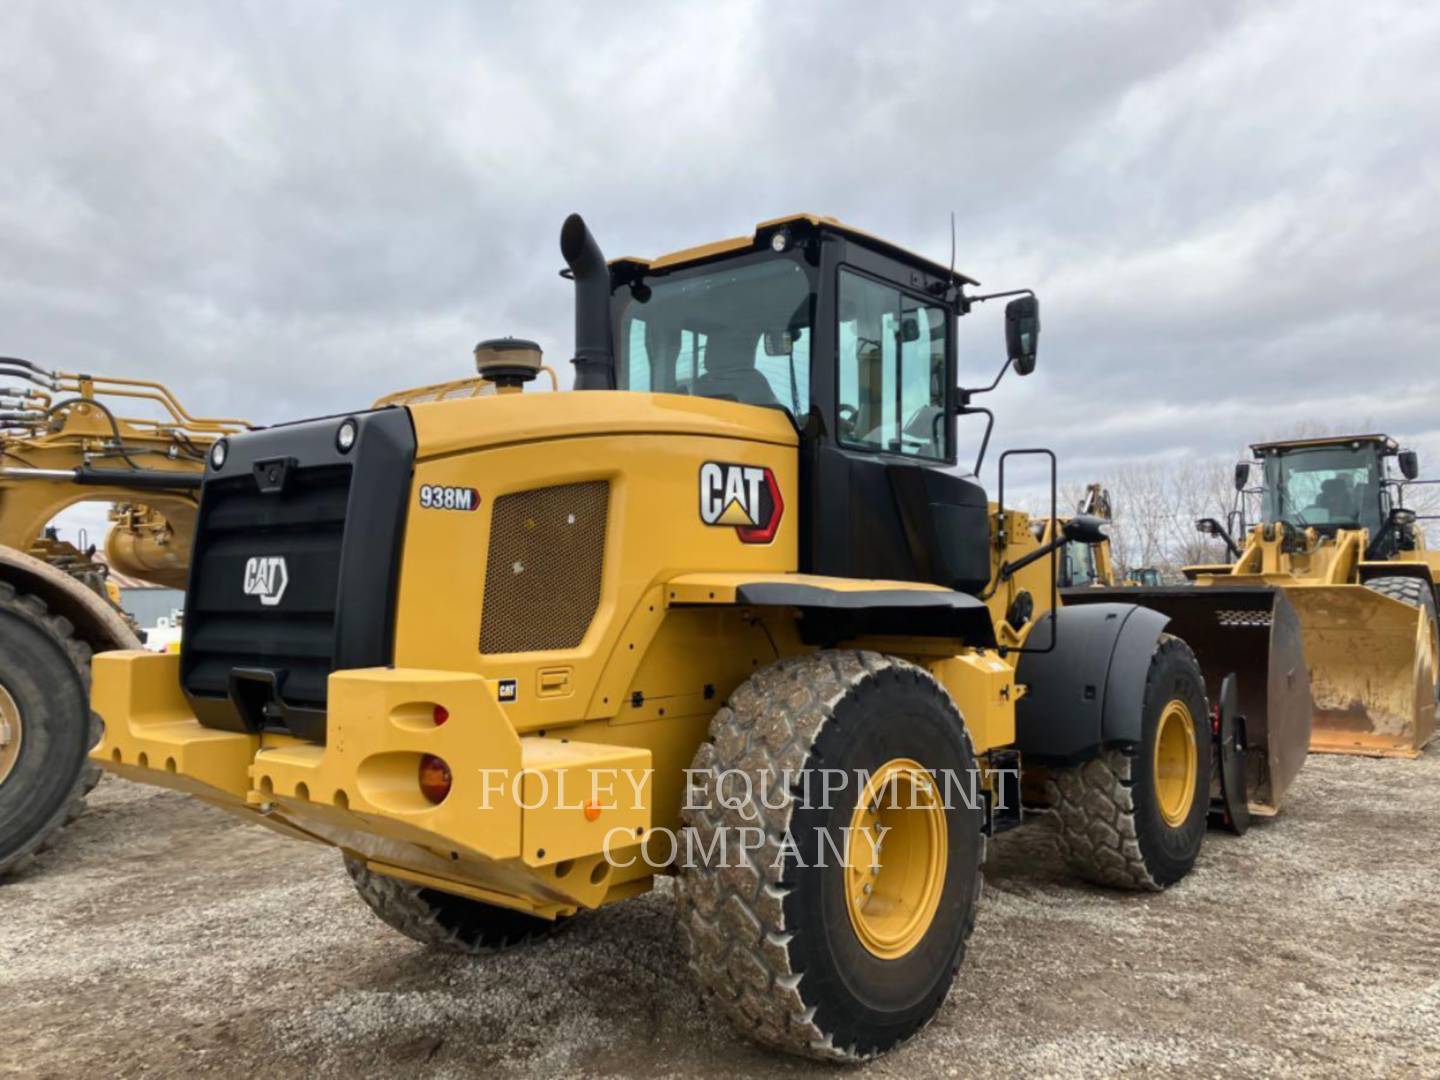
[949,211,956,282]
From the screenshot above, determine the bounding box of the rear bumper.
[92,651,653,916]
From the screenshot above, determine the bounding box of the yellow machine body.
[94,388,1051,919]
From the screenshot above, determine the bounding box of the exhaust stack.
[560,213,616,390]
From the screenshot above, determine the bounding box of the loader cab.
[599,214,1017,595]
[1252,435,1397,543]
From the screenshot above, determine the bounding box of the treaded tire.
[676,650,985,1062]
[1366,576,1440,702]
[0,581,96,879]
[1046,634,1210,891]
[344,856,569,953]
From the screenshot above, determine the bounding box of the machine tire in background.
[0,582,95,878]
[1046,634,1211,891]
[677,650,985,1062]
[344,856,570,953]
[1366,576,1440,702]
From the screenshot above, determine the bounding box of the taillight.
[419,754,452,804]
[433,705,450,726]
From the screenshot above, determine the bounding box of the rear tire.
[677,650,985,1062]
[0,582,95,879]
[1366,576,1440,702]
[343,856,568,953]
[1047,634,1210,891]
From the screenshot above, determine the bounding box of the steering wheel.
[837,404,859,436]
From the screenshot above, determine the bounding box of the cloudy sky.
[4,1,1437,538]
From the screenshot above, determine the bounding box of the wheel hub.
[0,684,23,786]
[843,758,948,960]
[1154,700,1197,827]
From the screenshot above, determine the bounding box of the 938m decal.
[698,462,784,543]
[418,484,480,511]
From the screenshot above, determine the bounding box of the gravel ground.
[2,751,1438,1078]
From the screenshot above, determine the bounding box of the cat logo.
[698,462,784,544]
[243,556,289,607]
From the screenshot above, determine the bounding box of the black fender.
[1013,602,1169,765]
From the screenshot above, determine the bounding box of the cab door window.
[837,270,948,459]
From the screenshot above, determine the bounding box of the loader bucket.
[1062,586,1312,814]
[1281,584,1438,758]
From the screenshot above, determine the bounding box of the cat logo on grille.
[698,462,784,544]
[243,556,289,606]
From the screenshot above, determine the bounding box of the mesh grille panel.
[480,481,609,654]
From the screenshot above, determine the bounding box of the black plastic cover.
[180,407,415,742]
[1012,602,1169,764]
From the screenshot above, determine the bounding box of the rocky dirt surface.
[3,751,1438,1079]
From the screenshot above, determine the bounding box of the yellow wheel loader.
[0,358,247,875]
[89,215,1298,1061]
[1183,435,1439,757]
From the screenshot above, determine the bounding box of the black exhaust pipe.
[560,213,616,390]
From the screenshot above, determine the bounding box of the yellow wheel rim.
[1153,699,1197,827]
[0,684,22,787]
[843,758,948,960]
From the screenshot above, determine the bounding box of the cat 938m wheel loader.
[0,361,247,877]
[90,214,1302,1061]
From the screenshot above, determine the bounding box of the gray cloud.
[4,0,1436,537]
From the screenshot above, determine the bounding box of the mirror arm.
[967,287,1035,304]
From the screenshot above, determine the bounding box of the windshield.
[613,255,814,416]
[1261,445,1383,535]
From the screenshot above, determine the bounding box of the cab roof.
[1250,434,1398,454]
[610,213,980,287]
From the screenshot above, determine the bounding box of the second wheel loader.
[1186,434,1439,756]
[89,213,1305,1061]
[0,358,247,875]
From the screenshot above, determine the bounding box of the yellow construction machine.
[90,214,1304,1060]
[0,358,247,875]
[1184,435,1439,756]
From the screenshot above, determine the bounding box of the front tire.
[1047,634,1211,891]
[677,650,985,1061]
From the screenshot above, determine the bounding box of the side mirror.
[1234,462,1251,491]
[1196,517,1220,536]
[1004,295,1040,376]
[1398,449,1419,481]
[1061,514,1108,546]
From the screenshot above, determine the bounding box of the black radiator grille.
[184,464,351,710]
[180,408,416,742]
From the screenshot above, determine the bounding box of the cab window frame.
[833,262,956,465]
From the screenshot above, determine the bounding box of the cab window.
[615,258,812,416]
[837,270,948,459]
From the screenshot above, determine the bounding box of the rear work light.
[419,754,452,804]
